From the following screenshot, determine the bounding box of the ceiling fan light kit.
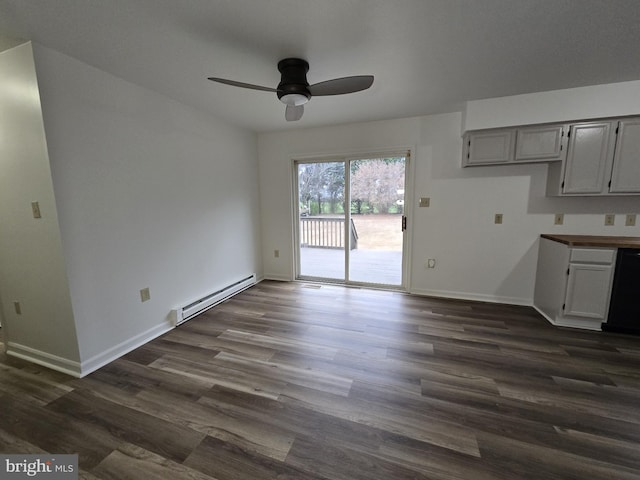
[280,93,309,106]
[208,57,373,121]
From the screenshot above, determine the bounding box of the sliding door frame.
[291,147,414,290]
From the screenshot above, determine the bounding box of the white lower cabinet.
[534,238,615,330]
[563,263,613,320]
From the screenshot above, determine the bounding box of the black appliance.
[603,248,640,334]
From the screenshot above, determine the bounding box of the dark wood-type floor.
[2,280,640,479]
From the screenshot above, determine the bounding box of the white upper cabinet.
[515,125,566,162]
[560,121,616,195]
[466,116,640,196]
[609,118,640,193]
[464,129,515,165]
[550,117,640,196]
[463,124,566,167]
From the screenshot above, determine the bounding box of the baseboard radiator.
[171,274,256,326]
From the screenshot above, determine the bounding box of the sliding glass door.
[297,161,346,279]
[295,154,407,288]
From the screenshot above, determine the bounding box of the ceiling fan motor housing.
[208,57,373,119]
[277,58,311,104]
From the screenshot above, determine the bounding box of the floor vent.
[171,274,256,326]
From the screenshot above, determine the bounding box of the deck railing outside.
[300,217,358,250]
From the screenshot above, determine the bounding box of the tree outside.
[299,158,405,216]
[298,161,344,215]
[298,157,406,251]
[350,158,405,214]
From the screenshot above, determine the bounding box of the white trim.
[532,305,555,325]
[410,287,532,307]
[264,273,294,282]
[532,305,602,331]
[290,146,415,163]
[402,147,415,291]
[554,318,602,331]
[6,342,82,377]
[291,147,414,290]
[78,321,173,377]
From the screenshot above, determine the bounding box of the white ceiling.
[1,0,640,133]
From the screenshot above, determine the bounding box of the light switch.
[494,213,503,224]
[140,288,151,302]
[419,197,430,208]
[554,214,564,225]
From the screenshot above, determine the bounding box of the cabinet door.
[464,130,515,166]
[515,125,566,162]
[609,119,640,193]
[564,263,613,320]
[562,122,614,194]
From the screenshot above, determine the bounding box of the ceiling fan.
[208,58,374,122]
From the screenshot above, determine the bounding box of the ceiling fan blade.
[309,75,374,96]
[207,77,277,93]
[285,104,304,122]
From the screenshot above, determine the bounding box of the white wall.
[31,44,262,375]
[0,43,80,373]
[258,112,640,305]
[464,79,640,131]
[3,42,639,374]
[258,117,421,282]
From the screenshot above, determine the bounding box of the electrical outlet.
[14,301,22,315]
[494,213,503,224]
[604,214,615,226]
[140,287,151,302]
[274,249,280,258]
[554,213,564,225]
[626,214,636,226]
[419,197,430,208]
[31,201,41,219]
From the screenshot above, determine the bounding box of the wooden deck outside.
[299,247,402,286]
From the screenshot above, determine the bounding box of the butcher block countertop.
[541,234,640,249]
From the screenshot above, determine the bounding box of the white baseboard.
[79,321,173,377]
[409,287,532,307]
[553,319,602,331]
[264,274,293,282]
[6,342,82,377]
[532,305,554,325]
[8,321,177,378]
[532,306,602,331]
